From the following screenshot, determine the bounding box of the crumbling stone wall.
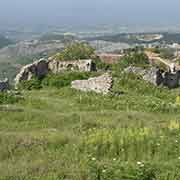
[0,78,9,91]
[124,66,160,85]
[48,59,95,74]
[97,53,124,64]
[71,73,112,94]
[15,59,96,87]
[124,66,180,88]
[15,59,49,87]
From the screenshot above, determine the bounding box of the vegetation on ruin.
[17,71,100,91]
[52,42,95,61]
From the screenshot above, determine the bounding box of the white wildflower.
[137,161,142,165]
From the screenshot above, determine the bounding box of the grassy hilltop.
[0,43,180,179]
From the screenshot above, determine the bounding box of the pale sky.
[0,0,179,27]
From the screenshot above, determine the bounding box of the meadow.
[0,70,180,179]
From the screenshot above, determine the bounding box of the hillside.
[0,70,180,179]
[0,41,180,179]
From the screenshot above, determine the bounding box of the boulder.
[71,73,112,94]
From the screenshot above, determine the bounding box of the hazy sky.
[0,0,179,27]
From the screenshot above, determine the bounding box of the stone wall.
[0,78,9,91]
[124,66,180,88]
[124,66,160,85]
[97,53,124,64]
[71,73,112,94]
[15,59,95,87]
[48,59,95,74]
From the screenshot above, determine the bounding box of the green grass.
[0,71,180,179]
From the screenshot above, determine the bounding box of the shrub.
[0,92,20,104]
[17,78,42,90]
[93,58,111,71]
[117,52,149,69]
[52,42,95,61]
[41,72,92,88]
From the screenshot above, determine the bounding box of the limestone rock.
[71,73,112,94]
[15,58,49,87]
[0,78,9,91]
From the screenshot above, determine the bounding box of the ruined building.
[125,66,180,89]
[48,59,95,73]
[15,58,96,87]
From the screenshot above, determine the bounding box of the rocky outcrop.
[48,59,95,73]
[0,78,9,91]
[15,59,49,87]
[71,73,112,94]
[124,66,180,88]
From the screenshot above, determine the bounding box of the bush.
[93,58,111,71]
[17,78,42,90]
[41,72,92,88]
[17,72,96,90]
[0,92,20,104]
[52,42,95,61]
[117,52,149,69]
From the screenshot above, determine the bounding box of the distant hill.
[0,35,13,49]
[87,32,180,44]
[39,33,76,43]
